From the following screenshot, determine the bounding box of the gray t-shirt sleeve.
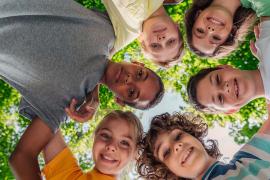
[0,0,115,133]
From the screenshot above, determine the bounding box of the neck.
[250,70,265,98]
[196,157,217,180]
[212,0,241,16]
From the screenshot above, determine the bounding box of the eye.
[196,28,204,34]
[167,38,176,47]
[100,133,110,141]
[136,69,143,79]
[163,148,171,159]
[120,140,130,148]
[218,94,224,105]
[128,88,135,98]
[150,43,161,50]
[175,132,182,141]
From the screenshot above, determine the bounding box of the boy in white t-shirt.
[103,0,184,67]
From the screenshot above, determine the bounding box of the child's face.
[93,117,136,175]
[140,15,182,63]
[104,61,161,108]
[154,129,211,179]
[196,66,256,112]
[192,6,233,55]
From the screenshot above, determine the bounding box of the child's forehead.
[98,117,136,138]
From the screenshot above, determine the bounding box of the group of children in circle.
[6,0,270,179]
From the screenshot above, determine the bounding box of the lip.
[207,17,225,26]
[153,27,167,34]
[234,78,239,99]
[181,147,193,165]
[100,154,118,164]
[115,67,122,83]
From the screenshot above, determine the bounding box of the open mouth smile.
[101,154,118,164]
[207,17,225,26]
[181,147,193,165]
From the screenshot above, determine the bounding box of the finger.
[254,25,260,39]
[69,98,78,112]
[249,40,257,57]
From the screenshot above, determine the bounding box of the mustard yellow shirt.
[102,0,164,55]
[43,147,116,180]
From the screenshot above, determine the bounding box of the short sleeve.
[239,133,270,162]
[43,148,84,180]
[19,98,38,121]
[102,0,163,54]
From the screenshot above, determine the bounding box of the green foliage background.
[0,0,265,179]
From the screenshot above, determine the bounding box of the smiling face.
[154,129,211,179]
[103,61,162,109]
[93,117,136,175]
[140,14,183,63]
[192,6,233,55]
[196,67,257,112]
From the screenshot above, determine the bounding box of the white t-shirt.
[102,0,163,56]
[257,20,270,99]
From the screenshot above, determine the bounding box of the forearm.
[9,117,54,179]
[9,150,41,180]
[43,131,67,164]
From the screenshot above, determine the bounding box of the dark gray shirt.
[0,0,115,132]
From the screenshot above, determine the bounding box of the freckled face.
[93,117,136,175]
[141,15,182,62]
[192,6,233,55]
[154,129,210,179]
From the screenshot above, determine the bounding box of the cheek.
[118,148,133,168]
[93,140,105,157]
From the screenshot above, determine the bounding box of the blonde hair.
[95,110,143,147]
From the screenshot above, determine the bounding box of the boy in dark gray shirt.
[2,0,164,179]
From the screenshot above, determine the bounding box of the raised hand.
[65,85,100,123]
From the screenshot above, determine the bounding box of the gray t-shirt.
[0,0,115,132]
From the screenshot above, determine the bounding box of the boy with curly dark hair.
[137,111,270,179]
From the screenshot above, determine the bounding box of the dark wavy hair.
[137,112,221,180]
[185,0,256,58]
[124,68,165,110]
[187,67,220,112]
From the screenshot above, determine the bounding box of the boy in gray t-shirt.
[2,1,164,179]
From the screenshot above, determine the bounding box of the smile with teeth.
[234,79,239,98]
[101,154,118,163]
[181,147,193,165]
[207,17,225,26]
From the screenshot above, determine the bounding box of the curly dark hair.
[137,112,221,180]
[185,0,256,58]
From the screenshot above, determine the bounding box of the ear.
[114,97,126,107]
[224,108,239,114]
[131,61,145,67]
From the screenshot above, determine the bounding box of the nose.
[223,81,230,94]
[174,142,183,153]
[157,34,166,41]
[125,73,132,84]
[207,25,215,32]
[106,142,117,153]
